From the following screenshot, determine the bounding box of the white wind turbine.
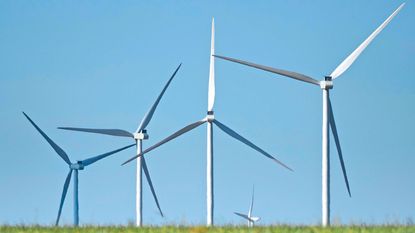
[58,64,181,226]
[122,18,292,226]
[213,3,405,226]
[23,112,135,226]
[234,186,260,227]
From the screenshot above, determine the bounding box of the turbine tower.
[58,64,182,226]
[213,3,404,226]
[206,17,215,226]
[122,18,292,226]
[23,112,135,226]
[234,185,260,227]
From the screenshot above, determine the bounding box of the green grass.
[1,226,415,233]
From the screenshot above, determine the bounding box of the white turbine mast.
[213,3,405,227]
[122,18,292,227]
[23,112,134,226]
[57,63,182,226]
[234,185,261,227]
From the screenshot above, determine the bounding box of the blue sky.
[0,0,414,226]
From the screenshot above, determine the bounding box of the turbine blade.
[142,157,164,217]
[23,112,71,165]
[234,212,250,221]
[56,169,73,226]
[328,98,351,197]
[58,127,133,138]
[81,143,135,167]
[213,55,320,86]
[248,185,254,218]
[122,119,207,165]
[213,119,293,171]
[208,18,215,112]
[136,63,182,132]
[330,3,405,79]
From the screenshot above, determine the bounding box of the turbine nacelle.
[134,130,149,140]
[206,111,215,122]
[250,216,261,222]
[319,76,333,90]
[70,162,85,170]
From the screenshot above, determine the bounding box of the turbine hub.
[70,161,84,170]
[207,111,215,122]
[320,77,333,90]
[134,131,149,140]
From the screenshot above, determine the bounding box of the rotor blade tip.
[283,165,294,172]
[272,159,293,172]
[121,156,137,166]
[396,3,406,11]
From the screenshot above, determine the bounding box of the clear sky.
[0,0,414,226]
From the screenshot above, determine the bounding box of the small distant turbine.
[122,18,292,226]
[23,112,135,226]
[58,64,182,226]
[214,3,405,227]
[234,186,260,227]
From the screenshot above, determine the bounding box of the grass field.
[1,226,415,233]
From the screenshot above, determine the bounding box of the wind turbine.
[213,3,405,227]
[122,18,292,226]
[234,185,260,227]
[57,64,182,226]
[23,112,135,226]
